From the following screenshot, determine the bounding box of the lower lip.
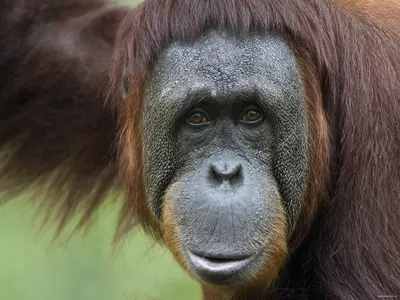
[187,251,253,284]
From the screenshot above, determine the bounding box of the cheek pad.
[272,108,309,232]
[141,94,179,218]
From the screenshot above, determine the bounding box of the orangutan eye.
[240,107,264,124]
[187,111,210,126]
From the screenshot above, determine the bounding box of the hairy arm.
[0,0,129,233]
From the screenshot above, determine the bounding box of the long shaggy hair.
[0,0,128,233]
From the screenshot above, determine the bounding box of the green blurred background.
[0,0,201,299]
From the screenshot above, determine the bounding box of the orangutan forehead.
[146,30,303,105]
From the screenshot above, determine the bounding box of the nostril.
[210,164,224,184]
[209,163,243,187]
[229,165,242,187]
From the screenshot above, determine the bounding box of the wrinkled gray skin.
[141,30,309,285]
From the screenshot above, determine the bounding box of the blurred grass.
[0,0,201,299]
[0,200,200,300]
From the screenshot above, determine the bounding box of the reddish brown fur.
[0,0,130,233]
[1,0,400,299]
